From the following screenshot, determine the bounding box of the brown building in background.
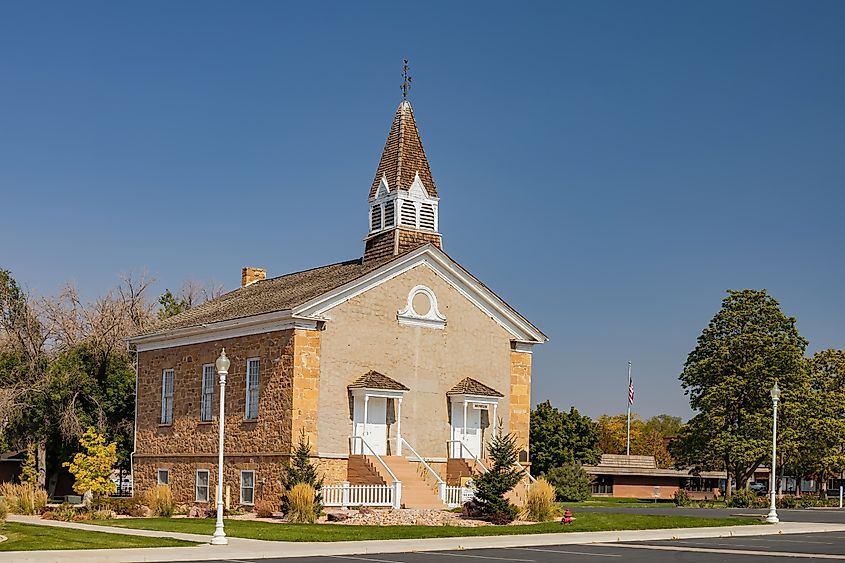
[585,454,727,500]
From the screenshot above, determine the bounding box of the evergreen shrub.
[544,463,592,502]
[470,423,522,523]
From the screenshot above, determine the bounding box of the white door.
[451,402,483,459]
[354,396,389,455]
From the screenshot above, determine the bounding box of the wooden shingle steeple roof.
[369,100,437,199]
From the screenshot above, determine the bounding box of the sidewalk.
[4,516,845,563]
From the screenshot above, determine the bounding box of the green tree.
[471,423,522,522]
[673,289,807,498]
[544,462,592,502]
[794,350,845,497]
[157,290,189,320]
[529,401,600,475]
[282,430,323,512]
[642,414,683,438]
[63,427,118,497]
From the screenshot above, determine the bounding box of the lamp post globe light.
[212,348,230,545]
[766,381,781,524]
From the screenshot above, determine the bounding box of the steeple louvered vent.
[371,206,382,231]
[384,201,395,228]
[419,203,435,230]
[401,201,416,227]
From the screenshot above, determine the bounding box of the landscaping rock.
[335,508,488,527]
[187,506,208,518]
[326,512,349,522]
[130,505,151,518]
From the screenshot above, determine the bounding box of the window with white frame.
[245,359,260,420]
[240,470,255,505]
[195,469,210,502]
[157,468,169,485]
[200,364,214,422]
[161,369,174,424]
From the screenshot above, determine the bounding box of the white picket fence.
[322,482,396,507]
[444,485,464,508]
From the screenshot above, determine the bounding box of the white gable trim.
[408,172,434,200]
[128,311,321,352]
[295,245,547,343]
[373,176,391,200]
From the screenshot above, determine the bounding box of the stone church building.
[129,99,547,508]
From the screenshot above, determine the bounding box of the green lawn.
[0,522,197,551]
[94,512,758,542]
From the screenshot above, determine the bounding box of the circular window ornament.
[398,285,446,329]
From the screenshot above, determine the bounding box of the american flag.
[628,377,635,405]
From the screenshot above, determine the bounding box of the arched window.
[419,203,435,230]
[400,201,416,227]
[370,205,382,231]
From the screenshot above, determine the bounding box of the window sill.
[242,419,258,423]
[197,421,214,425]
[157,423,173,428]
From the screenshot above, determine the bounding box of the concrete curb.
[4,519,845,562]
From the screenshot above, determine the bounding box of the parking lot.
[184,530,845,562]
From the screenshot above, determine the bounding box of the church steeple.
[363,99,442,262]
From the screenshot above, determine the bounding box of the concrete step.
[367,455,446,510]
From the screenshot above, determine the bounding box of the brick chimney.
[241,267,266,287]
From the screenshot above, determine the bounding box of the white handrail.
[515,460,536,483]
[401,437,444,485]
[447,439,488,473]
[350,435,400,484]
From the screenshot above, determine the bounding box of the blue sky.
[1,1,843,419]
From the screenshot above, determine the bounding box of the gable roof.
[133,255,395,337]
[369,100,437,199]
[129,244,548,349]
[348,370,409,391]
[447,377,504,397]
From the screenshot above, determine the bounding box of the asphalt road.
[181,531,845,562]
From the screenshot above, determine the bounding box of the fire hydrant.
[562,508,573,525]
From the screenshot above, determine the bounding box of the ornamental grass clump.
[0,482,48,515]
[522,478,557,522]
[0,498,7,523]
[145,484,174,517]
[285,483,317,523]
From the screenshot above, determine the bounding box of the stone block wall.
[134,328,326,504]
[509,350,532,457]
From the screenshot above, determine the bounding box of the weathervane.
[401,59,412,99]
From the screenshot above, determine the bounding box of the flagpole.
[626,361,632,457]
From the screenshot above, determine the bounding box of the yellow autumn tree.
[19,443,38,487]
[63,427,117,497]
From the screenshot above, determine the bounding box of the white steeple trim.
[408,172,433,199]
[397,285,446,329]
[368,172,439,234]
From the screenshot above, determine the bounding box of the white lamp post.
[211,349,230,545]
[766,381,781,524]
